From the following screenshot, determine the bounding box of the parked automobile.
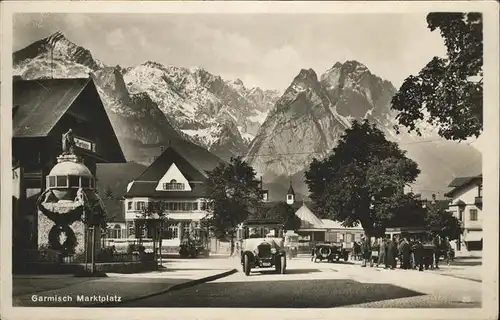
[179,239,209,258]
[313,242,349,263]
[238,219,287,276]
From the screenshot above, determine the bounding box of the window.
[113,225,122,238]
[161,202,199,211]
[478,184,483,197]
[287,195,293,201]
[56,176,67,187]
[459,209,464,221]
[81,177,90,188]
[48,176,56,188]
[136,201,146,211]
[68,175,79,188]
[470,209,478,221]
[163,179,185,191]
[346,233,352,243]
[127,201,133,210]
[167,225,179,239]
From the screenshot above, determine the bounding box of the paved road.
[120,257,482,308]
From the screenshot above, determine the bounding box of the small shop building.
[12,77,126,256]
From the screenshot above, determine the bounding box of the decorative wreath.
[48,224,78,256]
[319,247,332,257]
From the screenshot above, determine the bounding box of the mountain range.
[13,31,481,201]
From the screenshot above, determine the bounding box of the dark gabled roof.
[102,199,125,222]
[444,174,482,198]
[133,145,222,183]
[124,181,206,199]
[13,77,90,137]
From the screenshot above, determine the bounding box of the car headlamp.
[271,248,277,254]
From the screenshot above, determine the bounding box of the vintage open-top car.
[313,242,349,263]
[238,219,287,276]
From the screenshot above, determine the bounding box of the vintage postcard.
[1,1,498,320]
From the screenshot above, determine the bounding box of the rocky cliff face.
[13,32,279,163]
[247,61,481,201]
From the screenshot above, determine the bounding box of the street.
[120,257,482,308]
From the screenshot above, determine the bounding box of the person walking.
[360,236,371,267]
[433,234,442,269]
[413,239,425,271]
[399,237,411,269]
[352,241,360,261]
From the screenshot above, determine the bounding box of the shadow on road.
[118,279,427,308]
[448,261,482,267]
[257,269,322,275]
[312,261,357,265]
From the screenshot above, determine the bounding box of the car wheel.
[280,255,286,274]
[344,254,349,262]
[243,254,251,276]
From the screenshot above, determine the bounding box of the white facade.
[124,198,210,246]
[447,180,483,255]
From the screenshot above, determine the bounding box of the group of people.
[353,234,454,271]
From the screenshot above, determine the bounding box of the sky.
[13,13,447,91]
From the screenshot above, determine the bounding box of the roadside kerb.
[92,268,238,307]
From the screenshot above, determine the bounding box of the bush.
[127,244,145,254]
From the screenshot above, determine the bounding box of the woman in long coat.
[386,238,398,269]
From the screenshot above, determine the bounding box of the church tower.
[286,181,295,205]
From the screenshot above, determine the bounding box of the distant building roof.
[13,77,90,137]
[124,145,224,198]
[295,204,323,228]
[444,174,482,198]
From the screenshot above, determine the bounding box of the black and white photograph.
[1,1,498,320]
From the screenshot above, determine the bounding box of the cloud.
[106,28,125,49]
[262,45,301,70]
[63,14,93,29]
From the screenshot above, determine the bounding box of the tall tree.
[391,12,483,141]
[425,201,462,240]
[205,156,263,255]
[305,120,420,238]
[139,201,168,265]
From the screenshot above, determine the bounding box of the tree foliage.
[205,156,263,241]
[305,120,420,237]
[260,202,302,232]
[391,12,483,141]
[425,202,462,240]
